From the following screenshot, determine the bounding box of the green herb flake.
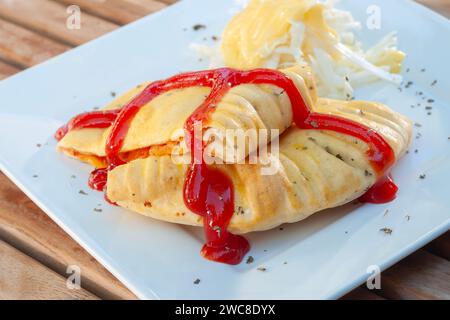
[380,227,393,235]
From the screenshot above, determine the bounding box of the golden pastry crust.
[106,98,412,234]
[56,65,412,234]
[57,65,315,163]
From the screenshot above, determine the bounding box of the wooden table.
[0,0,449,300]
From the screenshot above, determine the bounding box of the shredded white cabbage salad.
[191,0,404,100]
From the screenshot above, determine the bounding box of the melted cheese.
[220,0,405,98]
[58,66,316,162]
[222,0,316,69]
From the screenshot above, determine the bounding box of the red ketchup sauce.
[55,68,397,264]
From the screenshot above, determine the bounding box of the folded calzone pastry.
[58,65,317,166]
[106,98,411,232]
[56,67,412,264]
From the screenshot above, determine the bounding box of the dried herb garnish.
[71,175,76,179]
[246,256,254,264]
[36,143,42,148]
[236,206,245,215]
[32,174,38,178]
[419,174,426,179]
[192,24,206,31]
[110,91,116,97]
[431,80,437,86]
[144,201,152,208]
[380,227,393,235]
[193,278,201,285]
[427,99,435,103]
[257,267,267,272]
[78,190,88,195]
[93,208,102,213]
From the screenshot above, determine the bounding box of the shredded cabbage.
[191,0,405,100]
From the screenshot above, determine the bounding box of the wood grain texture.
[155,0,178,5]
[426,232,450,260]
[379,250,450,300]
[0,0,117,46]
[0,18,70,68]
[0,173,136,300]
[55,0,166,25]
[341,287,385,300]
[0,60,19,80]
[0,240,98,300]
[418,0,450,18]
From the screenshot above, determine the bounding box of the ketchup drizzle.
[56,68,398,264]
[359,175,398,204]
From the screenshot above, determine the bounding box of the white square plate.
[0,0,449,299]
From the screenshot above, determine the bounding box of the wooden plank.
[378,250,450,299]
[0,18,70,68]
[417,0,450,18]
[0,0,117,47]
[0,61,19,80]
[0,240,98,300]
[426,232,450,260]
[341,287,385,300]
[155,0,179,4]
[55,0,166,25]
[129,0,174,11]
[0,173,137,300]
